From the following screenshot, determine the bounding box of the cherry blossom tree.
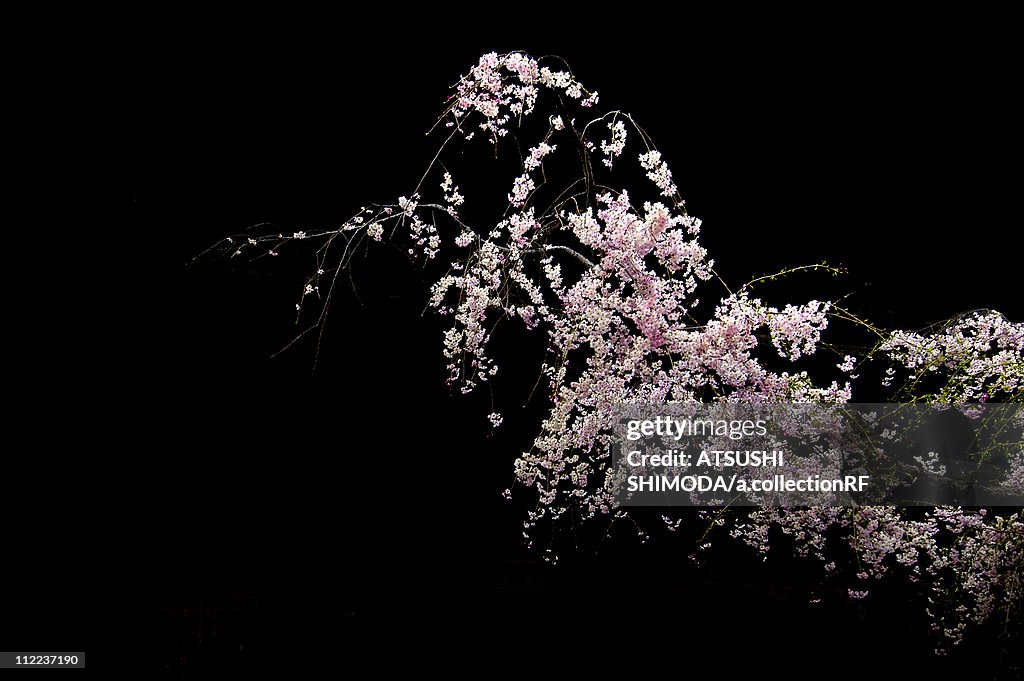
[207,52,1023,653]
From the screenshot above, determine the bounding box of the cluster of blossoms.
[881,310,1024,403]
[638,150,677,197]
[440,172,464,210]
[600,119,627,168]
[524,142,556,171]
[508,141,556,207]
[449,52,595,142]
[223,52,1023,653]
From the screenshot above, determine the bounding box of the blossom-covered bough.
[208,52,1024,653]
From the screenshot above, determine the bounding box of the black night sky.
[8,14,1022,678]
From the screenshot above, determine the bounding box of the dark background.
[8,15,1022,677]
